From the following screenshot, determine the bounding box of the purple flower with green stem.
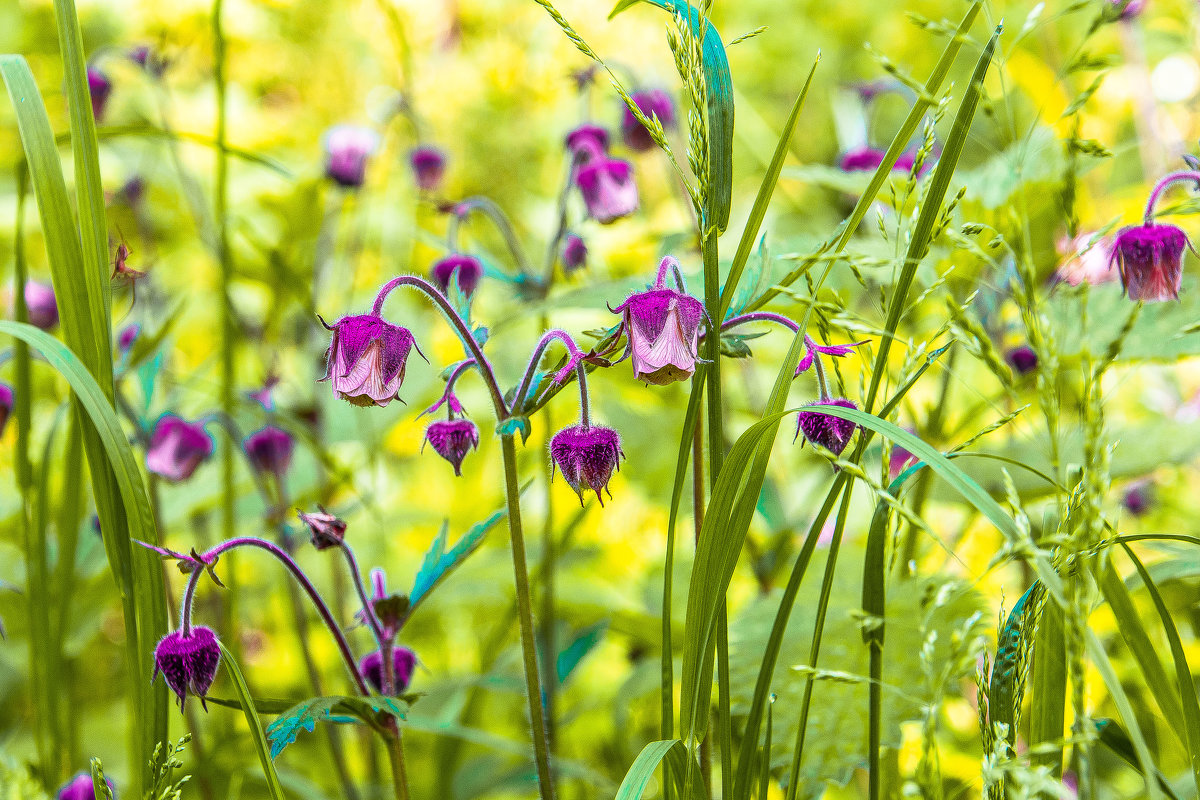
[87,66,111,121]
[420,360,480,476]
[145,414,214,483]
[0,383,12,437]
[609,256,708,386]
[1111,170,1200,302]
[409,145,446,192]
[320,313,425,407]
[568,132,638,225]
[622,88,675,152]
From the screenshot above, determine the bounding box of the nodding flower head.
[0,384,12,437]
[622,89,675,152]
[409,146,447,192]
[611,277,706,386]
[323,125,381,189]
[795,398,858,457]
[431,254,484,299]
[24,280,59,330]
[57,773,116,800]
[243,425,294,480]
[575,158,638,224]
[118,323,141,354]
[360,646,417,695]
[550,424,624,505]
[1109,0,1145,19]
[321,314,422,407]
[423,419,480,476]
[1054,232,1117,287]
[1110,223,1192,302]
[87,66,112,121]
[298,507,347,550]
[565,124,610,160]
[839,146,886,173]
[1005,345,1038,376]
[562,234,588,274]
[153,626,221,711]
[1122,480,1153,516]
[146,414,214,483]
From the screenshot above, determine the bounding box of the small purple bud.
[795,398,858,457]
[550,424,625,505]
[298,507,347,550]
[1005,345,1038,375]
[611,286,706,385]
[118,323,141,353]
[565,124,610,159]
[575,158,638,224]
[409,146,446,192]
[321,314,422,407]
[561,234,588,273]
[0,383,12,437]
[888,437,918,481]
[359,646,417,695]
[1111,0,1145,19]
[1110,223,1192,302]
[87,66,111,121]
[621,89,675,152]
[128,45,166,77]
[153,626,221,711]
[423,418,480,476]
[839,146,886,173]
[323,125,381,189]
[121,176,146,206]
[1122,480,1152,516]
[431,254,484,298]
[243,425,294,479]
[145,414,214,483]
[24,280,59,330]
[57,772,116,800]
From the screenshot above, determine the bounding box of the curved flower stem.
[340,543,388,649]
[179,537,370,696]
[500,434,557,800]
[542,154,578,289]
[448,196,535,277]
[654,255,688,292]
[575,362,591,427]
[714,314,834,400]
[512,329,586,417]
[1144,170,1200,224]
[372,276,509,417]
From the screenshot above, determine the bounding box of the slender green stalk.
[539,312,559,754]
[386,733,411,800]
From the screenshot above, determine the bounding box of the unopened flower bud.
[243,425,294,480]
[423,419,480,476]
[621,89,675,151]
[550,424,624,505]
[360,646,417,694]
[298,508,347,550]
[409,146,446,192]
[146,414,214,483]
[153,626,222,711]
[24,280,58,330]
[431,254,483,298]
[795,398,858,456]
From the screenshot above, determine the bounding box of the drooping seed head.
[298,507,348,550]
[550,424,625,505]
[621,89,676,151]
[561,234,588,274]
[153,626,221,711]
[87,66,112,121]
[24,280,58,330]
[243,425,295,479]
[795,398,858,457]
[321,314,421,407]
[323,125,381,189]
[145,414,214,483]
[1005,345,1038,376]
[423,418,480,476]
[431,254,484,298]
[360,646,417,694]
[409,145,447,192]
[611,287,706,385]
[1110,223,1192,302]
[57,772,116,800]
[0,383,12,438]
[575,158,638,224]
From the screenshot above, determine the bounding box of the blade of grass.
[217,641,288,800]
[1029,602,1066,778]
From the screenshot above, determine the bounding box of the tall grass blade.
[217,641,289,800]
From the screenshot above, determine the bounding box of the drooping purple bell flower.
[423,418,480,476]
[575,158,639,224]
[145,414,214,483]
[87,66,111,122]
[1110,223,1192,302]
[0,384,12,437]
[24,280,58,330]
[888,438,918,481]
[153,626,222,711]
[243,425,294,480]
[409,146,446,192]
[57,772,116,800]
[431,254,483,298]
[839,146,886,173]
[118,323,141,354]
[323,125,381,189]
[611,278,707,386]
[561,234,587,273]
[550,424,625,505]
[795,398,858,456]
[622,89,675,151]
[321,314,422,407]
[565,124,610,159]
[1006,345,1038,375]
[360,646,417,694]
[298,507,347,550]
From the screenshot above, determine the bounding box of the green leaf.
[1095,719,1184,800]
[218,641,288,800]
[265,695,407,759]
[612,739,704,800]
[409,508,506,613]
[556,621,608,685]
[497,416,532,443]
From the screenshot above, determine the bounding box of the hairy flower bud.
[409,146,446,192]
[565,124,609,159]
[360,646,417,695]
[243,425,294,479]
[0,383,12,438]
[1005,345,1038,376]
[1111,223,1192,302]
[611,286,706,385]
[153,626,221,711]
[321,314,422,407]
[57,773,116,800]
[423,418,480,476]
[87,66,111,121]
[323,125,381,189]
[298,508,347,550]
[550,424,624,505]
[561,234,588,274]
[795,398,858,456]
[24,280,58,330]
[622,89,675,151]
[146,414,214,483]
[431,254,483,298]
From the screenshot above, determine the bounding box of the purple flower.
[323,125,381,189]
[795,398,858,456]
[622,89,675,151]
[321,314,422,407]
[576,158,639,224]
[1111,0,1145,19]
[24,280,58,330]
[128,45,166,77]
[360,646,417,695]
[298,507,347,550]
[1054,232,1117,287]
[611,282,707,386]
[0,384,12,438]
[431,254,483,298]
[153,626,221,711]
[1110,223,1193,302]
[87,67,111,121]
[409,146,446,192]
[565,124,610,159]
[839,147,886,173]
[893,149,933,177]
[888,439,918,481]
[57,773,116,800]
[796,337,867,376]
[423,419,480,476]
[243,425,294,479]
[561,234,587,273]
[1122,480,1152,516]
[550,424,625,505]
[1005,345,1038,375]
[118,323,141,353]
[145,415,214,483]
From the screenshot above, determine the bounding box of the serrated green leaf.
[409,507,506,613]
